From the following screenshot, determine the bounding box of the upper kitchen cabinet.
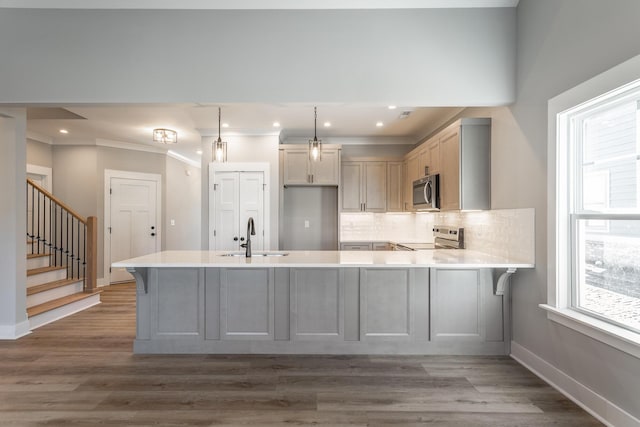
[403,154,421,212]
[386,161,404,212]
[439,118,491,211]
[342,161,387,212]
[281,145,341,186]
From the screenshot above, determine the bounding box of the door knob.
[233,237,238,241]
[151,233,156,236]
[240,237,245,242]
[151,226,155,230]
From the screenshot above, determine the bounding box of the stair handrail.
[27,178,86,223]
[26,178,98,293]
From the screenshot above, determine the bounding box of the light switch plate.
[304,220,310,228]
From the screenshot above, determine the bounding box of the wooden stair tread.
[27,290,102,318]
[27,253,51,259]
[27,265,66,277]
[27,277,84,296]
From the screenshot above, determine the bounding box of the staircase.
[26,179,101,330]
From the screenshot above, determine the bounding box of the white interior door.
[239,172,264,251]
[212,171,264,251]
[110,177,159,283]
[214,172,240,251]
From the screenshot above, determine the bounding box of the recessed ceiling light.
[324,122,331,127]
[388,105,397,110]
[376,122,384,127]
[222,123,229,128]
[196,149,203,155]
[273,122,280,128]
[59,129,68,134]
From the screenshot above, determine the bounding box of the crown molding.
[196,128,281,138]
[96,138,168,154]
[167,150,201,169]
[281,136,415,146]
[26,131,53,145]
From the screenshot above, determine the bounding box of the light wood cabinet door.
[311,149,340,185]
[341,162,364,212]
[386,161,404,212]
[419,147,429,178]
[363,162,386,212]
[283,150,310,185]
[439,129,460,211]
[428,138,441,174]
[402,160,412,212]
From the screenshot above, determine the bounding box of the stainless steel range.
[394,226,464,250]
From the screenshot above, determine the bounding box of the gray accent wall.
[0,9,515,106]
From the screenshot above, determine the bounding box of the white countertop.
[112,250,534,269]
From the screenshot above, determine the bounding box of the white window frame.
[543,54,640,359]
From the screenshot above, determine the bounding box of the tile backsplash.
[340,208,535,263]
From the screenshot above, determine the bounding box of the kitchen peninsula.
[114,250,533,355]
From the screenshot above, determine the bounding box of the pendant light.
[308,106,322,162]
[213,107,227,163]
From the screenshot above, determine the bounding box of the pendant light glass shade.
[213,107,227,163]
[309,106,322,162]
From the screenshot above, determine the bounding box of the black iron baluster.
[49,196,52,250]
[77,219,81,280]
[83,224,87,290]
[54,204,58,266]
[36,188,40,254]
[66,211,70,273]
[70,215,74,279]
[30,184,34,254]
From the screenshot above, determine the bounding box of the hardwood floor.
[0,283,602,426]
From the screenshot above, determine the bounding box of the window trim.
[546,53,640,359]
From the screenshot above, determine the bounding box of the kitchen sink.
[220,252,289,257]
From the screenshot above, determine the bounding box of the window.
[569,90,640,334]
[546,57,640,357]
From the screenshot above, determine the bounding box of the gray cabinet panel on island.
[131,265,508,355]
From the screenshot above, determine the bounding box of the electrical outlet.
[170,219,175,226]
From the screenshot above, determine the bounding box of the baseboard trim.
[511,341,639,427]
[0,320,31,340]
[97,277,109,287]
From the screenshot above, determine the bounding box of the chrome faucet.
[240,217,256,257]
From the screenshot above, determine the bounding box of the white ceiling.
[0,0,519,9]
[26,104,465,162]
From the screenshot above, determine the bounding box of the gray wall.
[52,144,201,280]
[26,139,53,168]
[494,0,640,418]
[165,156,201,250]
[0,111,28,338]
[0,8,515,106]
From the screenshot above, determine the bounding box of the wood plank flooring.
[0,283,602,426]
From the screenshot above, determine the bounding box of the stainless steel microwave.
[413,174,440,211]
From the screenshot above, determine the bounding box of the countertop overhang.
[112,250,534,269]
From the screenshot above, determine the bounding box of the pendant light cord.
[218,107,222,142]
[314,106,318,141]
